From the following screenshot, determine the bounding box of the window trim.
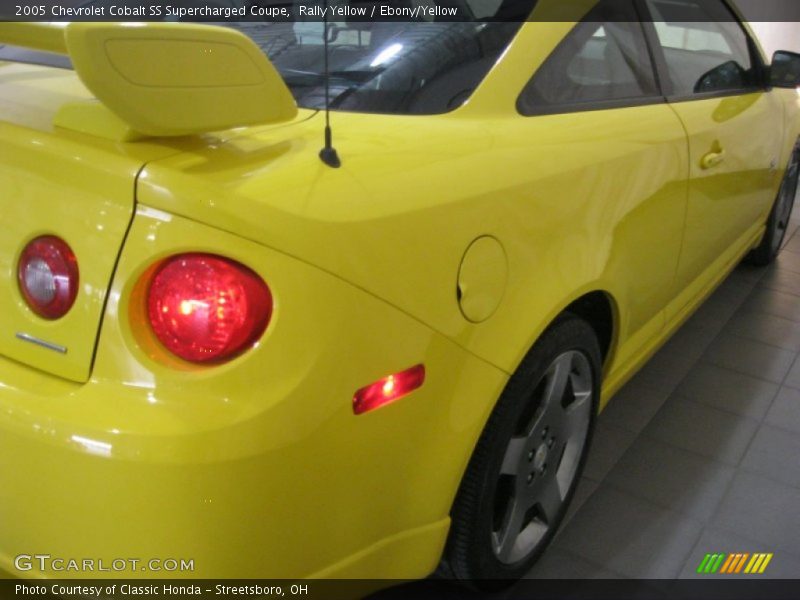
[637,0,770,104]
[519,94,666,116]
[516,0,667,117]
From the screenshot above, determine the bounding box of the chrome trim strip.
[15,333,67,354]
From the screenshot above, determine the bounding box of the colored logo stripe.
[720,554,736,573]
[724,553,749,574]
[745,553,774,574]
[697,553,726,573]
[710,554,726,573]
[698,553,773,574]
[697,554,713,573]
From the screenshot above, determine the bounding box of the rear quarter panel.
[138,20,690,406]
[0,206,509,578]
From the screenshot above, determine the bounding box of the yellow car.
[1,0,799,588]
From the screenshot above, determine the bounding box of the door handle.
[701,149,726,170]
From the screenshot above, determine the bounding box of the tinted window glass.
[645,0,760,96]
[519,0,659,114]
[224,0,536,115]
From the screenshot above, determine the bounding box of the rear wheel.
[747,146,799,266]
[442,315,601,587]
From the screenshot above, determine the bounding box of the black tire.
[441,315,601,589]
[747,144,800,266]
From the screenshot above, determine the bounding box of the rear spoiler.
[0,22,297,140]
[0,22,68,54]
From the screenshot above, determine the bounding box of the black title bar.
[2,0,800,22]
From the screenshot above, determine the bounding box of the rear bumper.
[0,208,507,580]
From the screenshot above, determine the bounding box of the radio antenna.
[319,0,341,168]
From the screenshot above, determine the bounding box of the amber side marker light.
[353,364,426,415]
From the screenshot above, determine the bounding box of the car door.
[641,0,784,310]
[511,0,690,370]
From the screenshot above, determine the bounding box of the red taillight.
[147,254,272,364]
[18,236,79,320]
[353,365,426,415]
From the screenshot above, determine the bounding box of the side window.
[645,0,761,96]
[518,0,659,115]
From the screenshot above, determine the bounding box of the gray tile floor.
[529,198,800,580]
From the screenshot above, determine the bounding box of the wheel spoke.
[554,388,591,493]
[536,474,564,526]
[494,498,527,563]
[782,198,792,225]
[520,354,571,437]
[562,390,592,439]
[779,192,792,228]
[543,353,573,409]
[517,520,549,555]
[776,162,798,235]
[490,346,595,566]
[500,436,527,476]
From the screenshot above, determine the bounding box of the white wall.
[748,23,800,57]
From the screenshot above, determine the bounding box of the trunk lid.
[0,59,171,382]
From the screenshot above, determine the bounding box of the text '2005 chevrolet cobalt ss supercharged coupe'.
[0,0,799,587]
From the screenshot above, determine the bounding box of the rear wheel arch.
[560,290,617,370]
[455,288,618,487]
[441,314,602,584]
[502,288,620,378]
[446,288,619,505]
[438,290,618,582]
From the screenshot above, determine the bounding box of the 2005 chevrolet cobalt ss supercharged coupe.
[0,0,799,587]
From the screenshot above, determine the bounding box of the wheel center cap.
[532,443,548,471]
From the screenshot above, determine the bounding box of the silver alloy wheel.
[491,350,593,564]
[772,156,799,254]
